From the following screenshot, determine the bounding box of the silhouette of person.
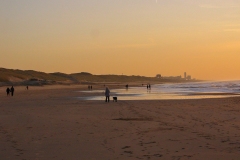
[6,87,10,96]
[105,87,110,102]
[10,86,14,96]
[26,86,28,90]
[91,86,92,90]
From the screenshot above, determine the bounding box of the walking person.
[6,87,10,96]
[10,86,14,96]
[105,87,110,102]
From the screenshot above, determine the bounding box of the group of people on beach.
[147,84,151,90]
[6,86,14,96]
[104,83,152,102]
[5,85,29,96]
[88,85,93,90]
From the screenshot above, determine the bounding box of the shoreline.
[1,85,240,159]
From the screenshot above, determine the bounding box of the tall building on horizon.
[184,72,187,79]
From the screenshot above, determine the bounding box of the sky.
[1,0,240,80]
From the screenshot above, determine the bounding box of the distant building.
[186,75,191,80]
[160,72,193,80]
[162,76,182,80]
[156,74,161,78]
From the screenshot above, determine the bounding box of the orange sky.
[1,0,240,80]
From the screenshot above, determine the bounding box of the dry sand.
[0,84,240,160]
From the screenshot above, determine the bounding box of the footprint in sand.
[122,146,131,149]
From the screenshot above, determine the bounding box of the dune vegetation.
[0,68,196,86]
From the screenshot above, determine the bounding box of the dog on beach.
[113,97,117,102]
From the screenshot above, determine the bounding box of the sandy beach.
[1,84,240,160]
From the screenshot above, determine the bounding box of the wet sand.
[0,85,240,160]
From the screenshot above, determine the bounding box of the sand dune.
[0,85,240,159]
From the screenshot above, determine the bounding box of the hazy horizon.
[1,0,240,80]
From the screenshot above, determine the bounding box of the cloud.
[224,24,240,27]
[199,4,239,9]
[98,43,157,50]
[223,24,240,32]
[223,29,240,32]
[95,36,157,50]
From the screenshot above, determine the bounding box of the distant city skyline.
[1,0,240,80]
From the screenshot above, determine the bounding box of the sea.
[78,80,240,100]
